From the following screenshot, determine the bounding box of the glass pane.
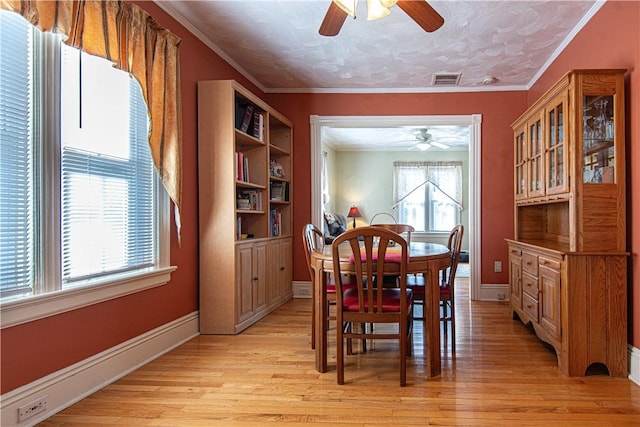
[61,45,130,159]
[583,95,614,183]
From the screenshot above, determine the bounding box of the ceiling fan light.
[333,0,357,17]
[366,0,391,20]
[416,142,431,151]
[380,0,398,8]
[431,141,449,149]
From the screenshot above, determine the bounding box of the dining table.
[310,240,452,377]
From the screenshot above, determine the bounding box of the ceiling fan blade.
[396,0,444,33]
[319,2,348,36]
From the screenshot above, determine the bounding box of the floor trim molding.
[1,311,199,426]
[629,344,640,386]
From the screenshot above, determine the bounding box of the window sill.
[0,266,176,329]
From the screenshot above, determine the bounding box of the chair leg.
[337,321,345,385]
[311,293,316,350]
[450,298,456,353]
[400,317,407,386]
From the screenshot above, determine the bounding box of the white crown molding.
[153,0,267,93]
[526,0,606,89]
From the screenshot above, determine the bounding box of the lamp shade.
[347,205,362,229]
[347,205,362,218]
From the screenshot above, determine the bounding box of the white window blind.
[60,45,156,284]
[0,11,34,297]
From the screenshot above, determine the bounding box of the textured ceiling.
[157,0,601,150]
[159,0,600,93]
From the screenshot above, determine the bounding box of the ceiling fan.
[407,128,450,151]
[319,0,444,37]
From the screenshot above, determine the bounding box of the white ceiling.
[157,0,601,150]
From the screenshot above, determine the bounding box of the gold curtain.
[0,0,183,235]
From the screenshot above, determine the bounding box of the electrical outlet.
[494,261,503,273]
[18,395,48,422]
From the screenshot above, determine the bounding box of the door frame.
[310,114,483,300]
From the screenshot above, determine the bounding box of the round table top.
[314,241,451,274]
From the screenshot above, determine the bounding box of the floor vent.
[432,72,462,86]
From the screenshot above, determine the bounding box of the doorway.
[310,114,482,300]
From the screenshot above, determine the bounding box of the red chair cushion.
[342,288,413,312]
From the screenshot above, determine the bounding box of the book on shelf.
[235,151,249,182]
[270,181,288,201]
[251,112,264,140]
[270,208,282,237]
[237,190,262,211]
[239,104,254,133]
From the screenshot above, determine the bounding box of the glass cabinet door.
[583,95,615,184]
[546,95,568,194]
[515,127,527,200]
[527,114,544,198]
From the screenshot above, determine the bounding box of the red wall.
[2,0,638,394]
[265,92,525,287]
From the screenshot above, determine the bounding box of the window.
[393,162,463,232]
[0,11,171,326]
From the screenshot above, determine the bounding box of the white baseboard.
[293,280,312,298]
[1,311,199,427]
[629,344,640,386]
[477,283,510,301]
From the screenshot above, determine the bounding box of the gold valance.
[1,0,183,236]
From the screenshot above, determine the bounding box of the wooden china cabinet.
[507,70,628,376]
[198,80,293,334]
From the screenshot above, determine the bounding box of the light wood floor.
[40,278,640,426]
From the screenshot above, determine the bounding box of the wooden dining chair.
[370,223,414,245]
[332,226,414,386]
[407,224,464,352]
[302,224,327,350]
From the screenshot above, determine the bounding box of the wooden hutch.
[507,70,628,376]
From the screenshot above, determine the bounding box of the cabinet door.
[268,238,293,303]
[253,241,269,314]
[237,242,268,323]
[278,238,292,298]
[539,261,561,340]
[527,113,545,198]
[236,244,255,322]
[509,249,522,310]
[514,127,527,200]
[545,93,569,195]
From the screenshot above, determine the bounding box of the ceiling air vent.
[432,72,462,86]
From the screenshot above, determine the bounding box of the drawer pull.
[253,276,259,281]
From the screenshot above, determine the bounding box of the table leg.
[313,260,328,373]
[425,264,441,377]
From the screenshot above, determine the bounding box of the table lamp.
[347,205,362,228]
